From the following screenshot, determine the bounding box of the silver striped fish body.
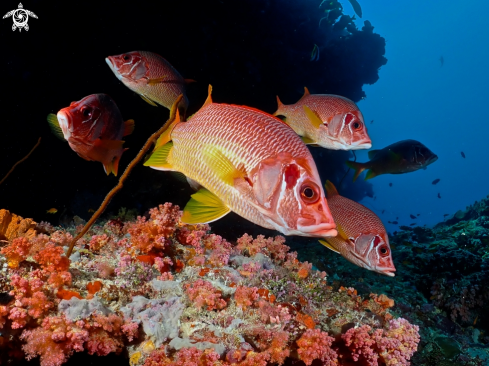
[166,103,336,237]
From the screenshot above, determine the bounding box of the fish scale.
[169,103,318,229]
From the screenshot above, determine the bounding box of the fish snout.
[297,217,337,237]
[375,266,396,277]
[350,139,372,150]
[105,57,122,80]
[56,111,71,139]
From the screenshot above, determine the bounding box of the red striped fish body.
[145,92,337,238]
[319,181,395,276]
[106,51,189,115]
[274,87,371,150]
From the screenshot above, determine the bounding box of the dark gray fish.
[432,178,440,185]
[388,221,398,225]
[348,0,362,18]
[0,292,14,305]
[389,183,392,187]
[438,193,441,198]
[443,214,449,217]
[346,140,438,181]
[370,120,374,124]
[410,223,416,226]
[409,214,416,219]
[461,151,465,158]
[382,210,385,214]
[417,214,420,216]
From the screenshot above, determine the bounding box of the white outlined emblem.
[3,3,38,31]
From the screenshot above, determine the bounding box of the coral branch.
[0,137,41,186]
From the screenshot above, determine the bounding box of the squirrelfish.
[144,87,337,238]
[47,94,134,176]
[319,181,396,276]
[273,87,371,150]
[105,51,190,116]
[346,139,438,181]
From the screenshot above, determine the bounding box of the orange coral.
[0,209,37,241]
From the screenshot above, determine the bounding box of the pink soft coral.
[296,328,338,366]
[185,279,227,311]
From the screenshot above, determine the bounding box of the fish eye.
[81,106,92,117]
[122,54,132,62]
[379,244,390,257]
[352,121,362,130]
[300,182,320,204]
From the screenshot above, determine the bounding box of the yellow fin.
[202,85,213,108]
[303,105,323,129]
[301,136,317,144]
[318,239,340,253]
[147,77,167,85]
[324,180,339,197]
[181,188,231,224]
[140,94,158,106]
[202,145,245,186]
[335,222,352,244]
[144,141,173,169]
[154,109,181,150]
[47,113,65,140]
[123,119,135,136]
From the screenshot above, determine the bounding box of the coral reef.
[0,204,419,365]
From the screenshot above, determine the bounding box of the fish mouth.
[296,221,337,237]
[56,111,71,139]
[350,140,372,150]
[376,267,396,277]
[427,155,439,165]
[105,57,122,80]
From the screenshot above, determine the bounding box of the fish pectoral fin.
[46,114,65,140]
[123,119,135,136]
[181,188,231,224]
[300,136,317,144]
[184,78,196,84]
[318,239,340,253]
[147,77,167,85]
[202,145,246,186]
[303,105,323,129]
[144,141,173,170]
[367,149,379,160]
[140,94,158,106]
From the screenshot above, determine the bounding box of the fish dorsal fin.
[47,113,65,140]
[301,136,317,144]
[123,119,135,136]
[140,94,158,106]
[144,141,174,170]
[299,87,311,101]
[181,188,231,224]
[154,109,181,150]
[202,145,246,186]
[318,239,340,253]
[368,149,379,160]
[202,84,213,108]
[303,105,323,129]
[273,95,284,116]
[324,180,339,197]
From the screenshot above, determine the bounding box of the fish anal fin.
[303,105,323,129]
[318,239,340,253]
[123,119,135,136]
[202,146,246,186]
[47,114,65,140]
[181,188,231,224]
[140,94,158,106]
[144,141,174,170]
[324,180,339,197]
[93,139,125,150]
[365,169,378,180]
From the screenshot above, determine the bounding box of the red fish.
[273,87,371,150]
[318,181,396,276]
[47,94,134,176]
[145,86,337,237]
[105,51,190,116]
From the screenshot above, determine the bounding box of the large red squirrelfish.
[273,87,371,150]
[319,181,396,276]
[144,87,337,238]
[105,51,190,116]
[47,94,134,176]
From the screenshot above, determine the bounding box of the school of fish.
[44,50,439,276]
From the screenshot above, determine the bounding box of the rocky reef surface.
[0,204,419,366]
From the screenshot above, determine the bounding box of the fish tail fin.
[273,95,284,116]
[324,180,339,197]
[364,169,378,180]
[123,119,135,136]
[345,160,366,182]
